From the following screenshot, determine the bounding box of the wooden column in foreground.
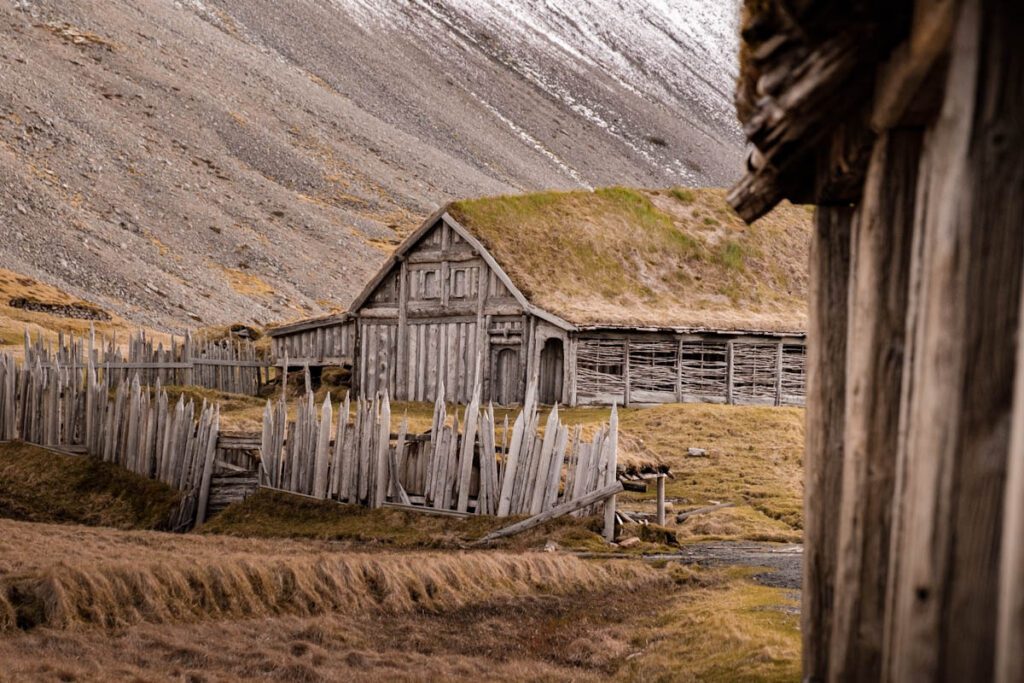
[884,0,1024,678]
[998,253,1024,683]
[803,204,853,683]
[829,129,921,682]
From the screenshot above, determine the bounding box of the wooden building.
[268,314,352,369]
[729,0,1023,680]
[271,189,812,407]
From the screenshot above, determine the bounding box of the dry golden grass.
[0,518,799,682]
[202,489,615,553]
[449,187,810,331]
[0,571,707,682]
[621,566,801,682]
[617,403,804,543]
[0,518,656,634]
[220,266,274,298]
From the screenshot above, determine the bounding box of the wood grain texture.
[829,129,921,683]
[803,204,853,683]
[884,1,1024,678]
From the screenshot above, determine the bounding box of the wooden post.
[397,259,409,400]
[675,337,683,403]
[656,474,666,527]
[603,403,618,542]
[884,2,1024,679]
[623,338,631,408]
[803,204,853,683]
[774,342,784,406]
[726,340,735,405]
[829,129,921,682]
[998,248,1024,683]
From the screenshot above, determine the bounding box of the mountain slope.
[0,0,743,331]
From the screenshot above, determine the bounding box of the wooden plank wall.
[353,218,527,405]
[574,334,806,407]
[271,321,353,367]
[805,1,1024,678]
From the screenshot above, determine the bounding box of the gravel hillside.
[0,0,743,330]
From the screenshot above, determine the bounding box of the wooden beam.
[397,260,409,400]
[871,0,955,130]
[829,128,922,681]
[473,481,623,544]
[884,1,1024,678]
[998,232,1024,683]
[803,204,853,683]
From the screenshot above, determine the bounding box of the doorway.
[493,347,520,406]
[539,338,564,404]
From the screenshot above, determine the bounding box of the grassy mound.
[202,489,611,552]
[0,442,180,530]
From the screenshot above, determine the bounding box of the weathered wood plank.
[829,129,921,682]
[803,204,853,683]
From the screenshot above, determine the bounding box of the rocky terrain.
[0,0,744,331]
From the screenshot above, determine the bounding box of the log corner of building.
[728,0,1024,681]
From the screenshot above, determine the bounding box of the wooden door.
[539,338,564,404]
[492,347,520,406]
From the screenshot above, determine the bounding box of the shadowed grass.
[0,442,180,530]
[202,489,613,552]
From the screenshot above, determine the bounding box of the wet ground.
[654,542,804,589]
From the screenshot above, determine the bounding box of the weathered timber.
[829,129,921,682]
[804,204,853,683]
[883,3,1024,679]
[473,481,624,545]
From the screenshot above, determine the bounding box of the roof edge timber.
[575,324,806,339]
[268,313,350,337]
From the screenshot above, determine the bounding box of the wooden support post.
[774,342,784,406]
[829,129,921,682]
[726,340,735,404]
[623,338,631,408]
[999,248,1024,683]
[675,338,683,403]
[397,260,409,400]
[656,474,666,527]
[803,204,853,683]
[884,2,1024,679]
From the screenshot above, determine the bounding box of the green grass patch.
[0,442,180,529]
[669,187,696,203]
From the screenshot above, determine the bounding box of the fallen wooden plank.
[382,502,471,518]
[473,481,624,545]
[675,502,735,523]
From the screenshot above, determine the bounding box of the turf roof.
[446,187,811,333]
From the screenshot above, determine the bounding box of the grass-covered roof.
[447,187,811,333]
